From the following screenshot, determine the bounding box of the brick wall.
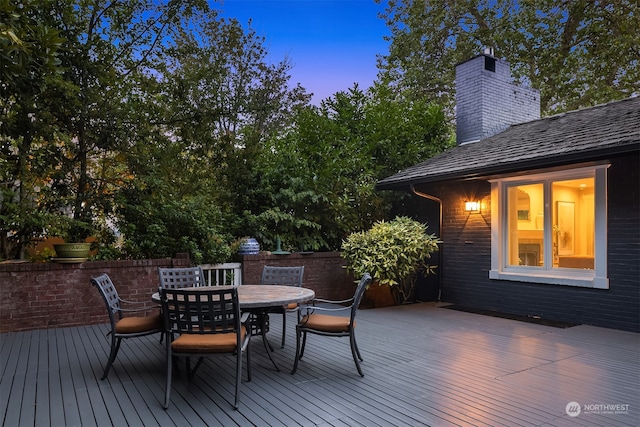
[0,252,354,333]
[240,252,355,301]
[455,53,540,144]
[0,258,191,333]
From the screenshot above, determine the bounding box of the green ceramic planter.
[53,243,91,259]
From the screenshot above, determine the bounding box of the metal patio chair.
[160,286,251,409]
[90,273,162,380]
[158,266,207,289]
[259,265,305,348]
[291,273,372,377]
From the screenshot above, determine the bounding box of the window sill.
[489,269,609,289]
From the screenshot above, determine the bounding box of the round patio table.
[152,285,315,371]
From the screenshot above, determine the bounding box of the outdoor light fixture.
[465,201,480,212]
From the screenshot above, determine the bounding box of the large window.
[489,165,608,288]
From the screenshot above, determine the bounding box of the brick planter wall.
[0,252,355,333]
[0,258,190,333]
[240,251,355,301]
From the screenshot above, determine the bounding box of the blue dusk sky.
[215,0,390,105]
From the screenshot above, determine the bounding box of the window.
[489,165,608,289]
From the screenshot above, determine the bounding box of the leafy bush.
[341,216,441,304]
[118,197,232,265]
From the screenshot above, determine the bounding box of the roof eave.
[375,143,640,191]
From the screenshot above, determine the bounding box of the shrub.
[341,216,441,304]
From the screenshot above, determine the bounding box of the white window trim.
[489,165,609,289]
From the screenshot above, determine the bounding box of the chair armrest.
[300,304,352,315]
[115,305,158,314]
[119,297,155,306]
[312,297,354,305]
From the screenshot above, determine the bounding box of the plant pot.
[53,243,91,262]
[360,283,397,308]
[238,238,260,255]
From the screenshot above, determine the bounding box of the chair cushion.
[115,314,162,334]
[171,326,247,353]
[285,303,298,310]
[300,313,353,333]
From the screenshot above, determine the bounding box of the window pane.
[553,178,595,269]
[507,183,544,266]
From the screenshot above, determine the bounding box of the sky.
[215,0,390,105]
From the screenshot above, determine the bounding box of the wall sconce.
[465,201,480,212]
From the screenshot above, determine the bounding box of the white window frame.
[489,165,609,289]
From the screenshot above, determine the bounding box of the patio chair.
[157,266,207,343]
[158,266,207,289]
[291,273,372,377]
[160,287,251,410]
[260,265,305,348]
[90,274,163,380]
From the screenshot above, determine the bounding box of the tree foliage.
[377,0,640,115]
[252,84,452,252]
[151,10,310,229]
[111,8,312,263]
[1,0,451,261]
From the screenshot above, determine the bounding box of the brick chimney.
[455,48,540,145]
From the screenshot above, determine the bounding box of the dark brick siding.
[413,153,640,332]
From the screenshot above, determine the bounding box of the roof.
[376,96,640,190]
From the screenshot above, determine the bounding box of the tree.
[0,0,65,258]
[0,0,207,259]
[114,8,311,262]
[252,84,452,252]
[377,0,640,115]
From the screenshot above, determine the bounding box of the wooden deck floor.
[1,302,639,427]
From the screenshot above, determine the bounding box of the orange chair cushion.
[285,303,298,310]
[171,326,247,353]
[300,313,353,333]
[115,314,162,334]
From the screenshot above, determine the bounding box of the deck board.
[1,302,639,426]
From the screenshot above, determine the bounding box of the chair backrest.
[158,266,206,289]
[260,266,304,287]
[350,273,373,324]
[90,273,122,324]
[160,287,241,336]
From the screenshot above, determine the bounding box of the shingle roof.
[376,97,640,190]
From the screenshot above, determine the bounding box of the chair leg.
[352,331,363,361]
[101,335,122,380]
[299,330,307,359]
[189,357,204,380]
[234,344,242,409]
[291,327,303,375]
[245,337,252,382]
[280,312,286,349]
[350,331,364,377]
[163,333,172,409]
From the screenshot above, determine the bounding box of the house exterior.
[377,52,640,332]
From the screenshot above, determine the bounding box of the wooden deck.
[2,302,639,426]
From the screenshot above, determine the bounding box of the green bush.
[118,197,232,265]
[341,216,441,304]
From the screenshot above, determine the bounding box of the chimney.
[455,48,540,145]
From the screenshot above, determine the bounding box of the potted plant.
[341,216,441,306]
[50,217,95,261]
